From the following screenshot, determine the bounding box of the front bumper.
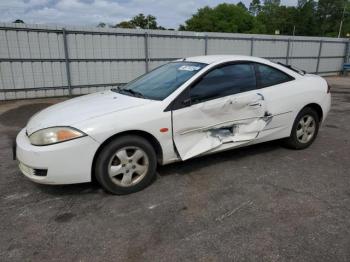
[324,93,331,121]
[16,128,100,185]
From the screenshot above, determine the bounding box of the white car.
[16,55,331,194]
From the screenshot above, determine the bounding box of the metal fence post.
[144,32,149,73]
[250,38,254,56]
[204,35,208,55]
[62,28,72,96]
[344,40,350,63]
[342,40,350,75]
[316,40,323,74]
[286,38,291,64]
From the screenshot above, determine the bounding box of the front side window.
[113,61,206,100]
[190,63,257,103]
[257,64,293,87]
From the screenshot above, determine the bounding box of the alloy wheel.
[108,146,149,187]
[296,114,316,144]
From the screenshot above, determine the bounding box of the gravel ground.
[0,76,349,262]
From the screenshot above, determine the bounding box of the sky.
[0,0,298,29]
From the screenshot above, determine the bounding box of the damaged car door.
[171,63,269,160]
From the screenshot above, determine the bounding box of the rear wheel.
[95,135,157,195]
[284,107,320,149]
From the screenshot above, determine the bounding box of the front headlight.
[29,127,86,146]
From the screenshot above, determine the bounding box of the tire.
[284,107,320,150]
[94,135,157,195]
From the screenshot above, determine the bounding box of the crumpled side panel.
[172,93,268,160]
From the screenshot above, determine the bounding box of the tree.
[13,19,24,23]
[97,22,107,28]
[179,3,263,33]
[249,0,262,16]
[298,0,308,7]
[237,2,248,11]
[115,21,136,29]
[131,14,157,29]
[112,0,350,37]
[115,13,164,29]
[341,1,350,37]
[264,0,281,5]
[316,0,348,37]
[295,0,318,36]
[257,0,298,35]
[260,0,281,15]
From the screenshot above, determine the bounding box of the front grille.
[34,169,47,176]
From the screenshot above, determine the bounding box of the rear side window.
[257,64,293,88]
[190,63,256,103]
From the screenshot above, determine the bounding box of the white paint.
[16,55,331,185]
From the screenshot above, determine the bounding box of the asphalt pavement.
[0,76,349,262]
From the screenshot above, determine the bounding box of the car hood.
[26,90,152,135]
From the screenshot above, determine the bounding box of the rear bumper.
[16,128,100,185]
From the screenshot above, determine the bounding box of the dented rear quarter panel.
[255,74,330,143]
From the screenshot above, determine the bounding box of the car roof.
[183,55,271,65]
[176,55,303,79]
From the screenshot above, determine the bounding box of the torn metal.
[172,92,273,160]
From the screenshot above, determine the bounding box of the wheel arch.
[91,130,163,181]
[303,103,323,122]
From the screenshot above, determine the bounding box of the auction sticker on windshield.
[178,65,202,71]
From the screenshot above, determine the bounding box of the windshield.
[112,61,207,100]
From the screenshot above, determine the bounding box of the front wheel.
[94,135,157,195]
[284,107,320,150]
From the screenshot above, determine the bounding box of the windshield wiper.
[111,86,122,92]
[120,88,145,98]
[111,87,145,98]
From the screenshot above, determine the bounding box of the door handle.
[249,102,262,107]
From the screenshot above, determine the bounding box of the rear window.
[257,64,293,87]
